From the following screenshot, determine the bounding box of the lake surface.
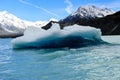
[0,36,120,80]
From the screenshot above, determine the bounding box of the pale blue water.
[0,36,120,80]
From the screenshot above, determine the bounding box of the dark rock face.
[59,11,120,35]
[41,21,59,30]
[59,16,93,29]
[89,11,120,35]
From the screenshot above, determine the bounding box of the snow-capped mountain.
[58,5,120,35]
[71,5,113,18]
[59,5,113,28]
[0,11,55,38]
[0,11,26,34]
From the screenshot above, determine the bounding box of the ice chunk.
[12,23,102,49]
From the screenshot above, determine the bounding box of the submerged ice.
[12,23,102,49]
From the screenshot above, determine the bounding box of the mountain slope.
[71,5,112,18]
[0,25,22,38]
[59,5,113,28]
[0,11,26,34]
[88,11,120,35]
[0,11,48,38]
[58,5,120,35]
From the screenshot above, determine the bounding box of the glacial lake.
[0,36,120,80]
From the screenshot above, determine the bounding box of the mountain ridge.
[0,11,53,38]
[59,5,113,28]
[0,5,120,38]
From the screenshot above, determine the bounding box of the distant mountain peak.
[0,11,8,14]
[0,11,15,18]
[59,5,114,29]
[71,5,113,18]
[0,11,58,37]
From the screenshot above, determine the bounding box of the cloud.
[19,0,59,17]
[65,0,73,14]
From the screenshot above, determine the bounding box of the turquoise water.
[0,36,120,80]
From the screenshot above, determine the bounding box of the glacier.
[12,23,104,49]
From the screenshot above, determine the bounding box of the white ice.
[12,23,102,49]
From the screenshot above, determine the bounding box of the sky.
[0,0,120,21]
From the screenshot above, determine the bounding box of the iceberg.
[12,23,103,49]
